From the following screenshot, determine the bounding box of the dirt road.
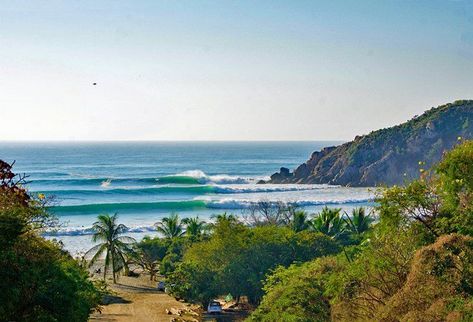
[89,275,198,322]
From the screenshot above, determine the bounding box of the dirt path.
[89,275,198,322]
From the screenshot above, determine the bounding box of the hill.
[268,100,473,186]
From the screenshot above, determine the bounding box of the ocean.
[0,141,374,255]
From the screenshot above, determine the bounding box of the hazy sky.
[1,0,472,141]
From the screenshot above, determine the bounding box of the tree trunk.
[111,248,116,283]
[103,250,108,281]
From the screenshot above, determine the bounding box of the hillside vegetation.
[269,100,473,186]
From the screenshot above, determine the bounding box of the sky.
[1,0,472,141]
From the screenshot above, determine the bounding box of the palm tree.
[210,212,238,224]
[182,216,207,241]
[344,207,374,235]
[290,210,310,232]
[310,207,346,238]
[85,213,135,283]
[155,213,185,239]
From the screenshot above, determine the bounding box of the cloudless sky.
[1,0,472,141]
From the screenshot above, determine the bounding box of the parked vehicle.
[156,281,166,292]
[207,300,222,314]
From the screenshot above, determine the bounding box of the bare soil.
[89,274,199,322]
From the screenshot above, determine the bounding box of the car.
[207,300,222,314]
[156,281,166,292]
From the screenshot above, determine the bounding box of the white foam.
[175,170,268,184]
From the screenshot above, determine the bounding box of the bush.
[0,160,101,321]
[248,257,340,322]
[379,234,473,321]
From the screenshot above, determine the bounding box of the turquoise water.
[0,141,374,254]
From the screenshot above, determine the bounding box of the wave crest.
[159,170,267,185]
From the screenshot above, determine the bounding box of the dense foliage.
[167,218,340,306]
[0,161,101,322]
[249,140,473,321]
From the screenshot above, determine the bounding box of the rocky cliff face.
[268,100,473,187]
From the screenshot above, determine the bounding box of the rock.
[269,167,294,183]
[279,167,291,176]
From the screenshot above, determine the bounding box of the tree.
[155,212,185,239]
[0,160,56,229]
[85,213,135,283]
[375,141,473,238]
[289,209,311,232]
[0,160,101,321]
[129,236,167,281]
[248,258,338,322]
[182,216,207,241]
[244,200,291,226]
[310,207,346,239]
[434,139,473,236]
[167,221,339,306]
[343,207,374,243]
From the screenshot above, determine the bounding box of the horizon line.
[0,139,348,143]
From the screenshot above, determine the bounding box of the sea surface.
[0,141,375,255]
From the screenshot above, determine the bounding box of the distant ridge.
[268,100,473,187]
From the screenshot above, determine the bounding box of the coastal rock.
[268,100,473,187]
[269,167,293,183]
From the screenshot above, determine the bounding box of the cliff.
[268,100,473,186]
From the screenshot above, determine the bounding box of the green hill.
[269,100,473,186]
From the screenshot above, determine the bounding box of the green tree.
[343,207,374,244]
[129,236,168,280]
[435,139,473,235]
[155,212,185,239]
[289,210,311,232]
[310,207,346,239]
[248,257,339,322]
[0,160,101,321]
[86,213,135,283]
[168,220,339,306]
[182,216,207,241]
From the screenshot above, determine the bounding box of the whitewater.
[0,141,375,254]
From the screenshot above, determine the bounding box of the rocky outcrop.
[268,100,473,187]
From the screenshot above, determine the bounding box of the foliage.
[435,140,473,236]
[85,213,135,283]
[155,212,185,239]
[376,140,473,238]
[310,207,346,240]
[326,221,423,320]
[0,160,101,321]
[343,207,374,238]
[0,234,101,322]
[0,160,56,230]
[379,234,473,321]
[128,236,167,280]
[252,141,473,321]
[167,262,218,308]
[167,220,340,306]
[289,209,311,232]
[182,216,208,241]
[248,257,341,322]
